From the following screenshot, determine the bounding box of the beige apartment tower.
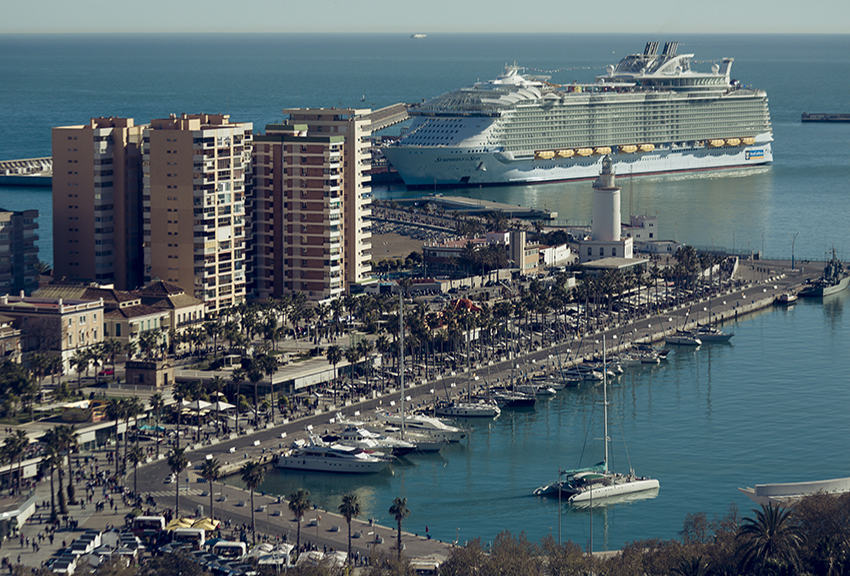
[142,114,253,313]
[250,124,345,301]
[52,117,144,289]
[280,109,372,288]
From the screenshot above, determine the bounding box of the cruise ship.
[382,41,773,188]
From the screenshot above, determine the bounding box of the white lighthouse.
[580,156,634,263]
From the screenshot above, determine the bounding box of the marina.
[2,33,850,561]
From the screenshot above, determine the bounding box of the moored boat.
[383,41,772,189]
[275,436,392,474]
[799,250,850,297]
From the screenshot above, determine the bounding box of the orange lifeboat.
[725,138,741,147]
[742,136,756,145]
[638,143,655,152]
[576,148,593,157]
[593,146,612,155]
[535,150,555,160]
[619,145,638,154]
[557,149,574,158]
[708,139,725,148]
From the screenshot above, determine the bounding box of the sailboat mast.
[400,289,405,439]
[603,335,609,470]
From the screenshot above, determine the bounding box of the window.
[599,247,604,256]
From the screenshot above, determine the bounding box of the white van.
[171,528,205,550]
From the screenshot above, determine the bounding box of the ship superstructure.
[382,41,772,187]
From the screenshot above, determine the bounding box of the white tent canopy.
[182,399,213,411]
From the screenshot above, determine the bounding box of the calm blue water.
[2,33,850,549]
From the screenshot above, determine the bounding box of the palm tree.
[122,397,143,475]
[171,381,188,450]
[288,488,311,558]
[105,398,126,478]
[247,367,263,428]
[127,445,144,496]
[167,447,188,517]
[45,426,67,514]
[148,392,164,458]
[338,492,361,564]
[230,368,245,435]
[199,458,221,521]
[240,461,265,545]
[208,376,226,431]
[388,497,410,560]
[41,428,60,521]
[326,345,343,401]
[56,425,78,505]
[2,430,27,496]
[737,504,804,576]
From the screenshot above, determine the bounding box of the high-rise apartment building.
[279,109,372,288]
[52,117,144,289]
[142,114,252,313]
[0,209,39,295]
[250,124,345,301]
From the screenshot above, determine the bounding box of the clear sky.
[4,0,850,34]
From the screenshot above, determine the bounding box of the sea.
[2,33,850,550]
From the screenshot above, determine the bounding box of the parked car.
[98,368,114,377]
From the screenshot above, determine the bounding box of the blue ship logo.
[745,149,764,160]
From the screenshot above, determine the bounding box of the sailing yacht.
[534,336,659,502]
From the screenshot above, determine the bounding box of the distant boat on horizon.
[411,34,427,39]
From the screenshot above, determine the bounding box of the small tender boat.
[775,292,798,305]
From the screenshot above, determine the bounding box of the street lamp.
[788,232,799,271]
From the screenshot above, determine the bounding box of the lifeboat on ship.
[557,149,574,158]
[535,150,555,160]
[593,146,612,155]
[742,136,756,145]
[619,144,638,154]
[576,148,593,157]
[725,138,741,146]
[638,143,655,152]
[708,139,725,148]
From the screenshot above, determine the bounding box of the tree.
[148,393,164,459]
[55,424,78,505]
[105,398,126,478]
[288,488,311,558]
[167,447,188,516]
[247,366,263,428]
[737,504,804,576]
[339,492,362,564]
[2,430,27,496]
[122,397,143,475]
[208,375,226,430]
[388,497,410,560]
[199,458,221,522]
[326,345,343,403]
[127,445,144,496]
[240,461,265,545]
[44,426,67,514]
[41,429,59,523]
[230,368,245,435]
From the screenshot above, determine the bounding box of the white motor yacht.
[275,436,392,474]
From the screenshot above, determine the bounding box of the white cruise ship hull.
[569,477,660,503]
[383,141,773,188]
